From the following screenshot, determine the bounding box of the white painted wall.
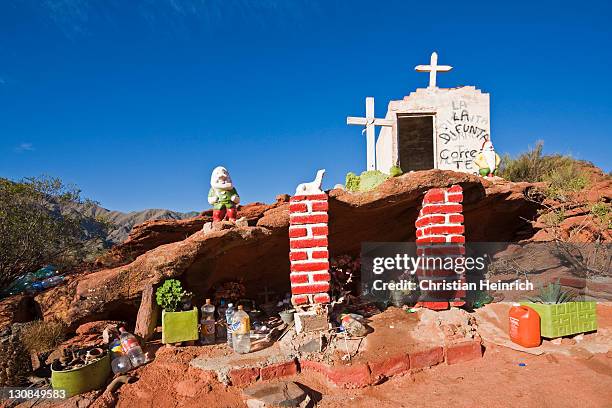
[376,86,490,175]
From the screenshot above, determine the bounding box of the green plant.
[155,279,187,312]
[345,172,360,192]
[20,320,66,353]
[389,165,403,177]
[0,175,112,289]
[527,279,576,304]
[591,201,611,229]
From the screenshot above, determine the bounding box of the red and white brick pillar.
[415,185,467,310]
[289,178,331,332]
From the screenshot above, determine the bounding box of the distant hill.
[83,205,199,244]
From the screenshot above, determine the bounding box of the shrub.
[527,279,576,304]
[389,165,403,177]
[499,141,589,201]
[20,320,66,353]
[155,279,187,312]
[0,176,112,290]
[345,172,360,192]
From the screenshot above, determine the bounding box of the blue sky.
[1,0,610,212]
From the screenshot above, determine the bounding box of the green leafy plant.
[155,279,187,312]
[389,165,403,177]
[527,279,576,304]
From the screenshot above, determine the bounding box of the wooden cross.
[346,97,394,171]
[415,52,453,88]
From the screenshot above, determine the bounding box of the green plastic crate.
[521,301,598,338]
[161,307,199,344]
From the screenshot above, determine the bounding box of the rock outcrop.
[21,170,546,330]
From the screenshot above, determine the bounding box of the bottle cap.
[228,303,233,307]
[206,298,211,304]
[512,302,521,307]
[237,305,244,310]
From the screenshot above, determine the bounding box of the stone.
[242,381,308,408]
[134,284,159,341]
[294,312,328,334]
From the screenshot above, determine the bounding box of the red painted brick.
[449,235,466,244]
[290,238,328,249]
[421,204,463,215]
[448,214,464,224]
[313,293,330,303]
[289,202,308,212]
[415,215,446,227]
[311,272,331,282]
[369,353,410,378]
[311,201,329,211]
[290,214,329,224]
[289,251,308,261]
[291,262,329,272]
[312,250,328,259]
[291,282,330,295]
[423,191,446,204]
[260,359,298,380]
[326,363,372,388]
[427,225,465,235]
[416,236,447,244]
[311,226,328,236]
[228,367,259,386]
[447,193,463,203]
[446,340,482,365]
[417,246,465,256]
[291,295,310,305]
[291,194,327,201]
[450,300,466,307]
[448,185,463,193]
[288,227,307,238]
[290,273,309,284]
[409,346,444,369]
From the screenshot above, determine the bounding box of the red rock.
[260,359,298,381]
[369,353,411,378]
[229,367,260,386]
[76,320,122,335]
[446,340,483,365]
[409,346,444,370]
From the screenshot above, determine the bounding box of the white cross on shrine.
[346,97,394,171]
[415,52,453,88]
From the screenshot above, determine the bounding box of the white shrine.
[347,52,491,175]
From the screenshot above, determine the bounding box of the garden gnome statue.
[208,166,240,222]
[475,140,501,177]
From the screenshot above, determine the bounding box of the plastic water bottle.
[217,300,228,342]
[119,327,146,367]
[225,303,235,347]
[200,298,216,344]
[111,355,132,374]
[41,275,65,289]
[231,305,251,354]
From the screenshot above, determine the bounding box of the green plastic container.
[51,353,111,397]
[521,301,598,338]
[162,307,199,344]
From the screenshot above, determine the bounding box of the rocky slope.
[1,167,609,331]
[30,170,544,329]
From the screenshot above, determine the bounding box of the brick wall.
[289,193,331,308]
[415,185,466,309]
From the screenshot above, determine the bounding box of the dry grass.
[20,320,66,353]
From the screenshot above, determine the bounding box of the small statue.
[474,140,501,177]
[295,169,325,196]
[208,166,240,222]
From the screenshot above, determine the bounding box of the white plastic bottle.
[225,303,235,347]
[231,305,251,354]
[200,298,216,344]
[119,327,146,367]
